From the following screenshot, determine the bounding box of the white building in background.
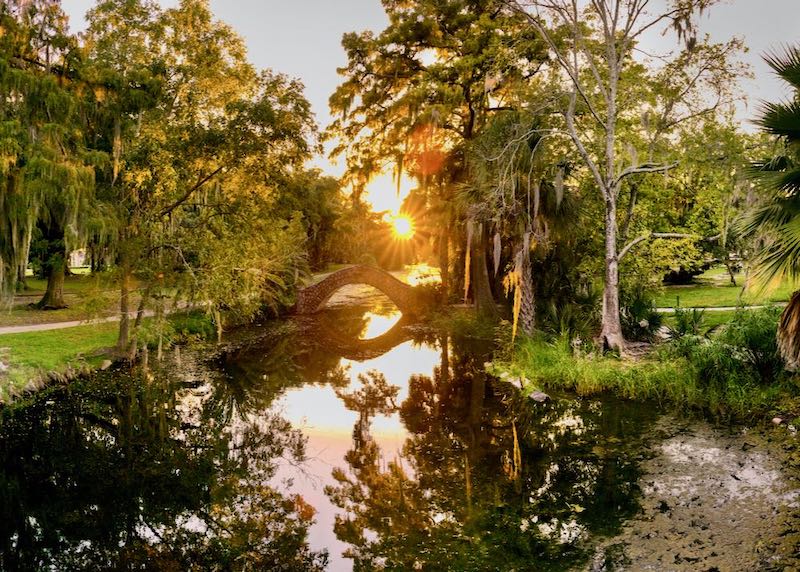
[69,249,87,268]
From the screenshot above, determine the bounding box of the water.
[0,285,798,571]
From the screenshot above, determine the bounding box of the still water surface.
[0,283,797,571]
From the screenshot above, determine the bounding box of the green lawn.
[1,273,143,327]
[654,266,797,308]
[0,322,118,401]
[0,310,214,402]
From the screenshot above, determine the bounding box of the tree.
[83,0,315,353]
[504,0,743,350]
[0,1,96,307]
[466,110,578,337]
[328,0,547,317]
[741,46,800,370]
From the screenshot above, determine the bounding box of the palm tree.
[741,46,800,369]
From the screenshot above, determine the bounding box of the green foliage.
[741,46,800,288]
[657,307,785,411]
[668,306,706,338]
[0,1,97,300]
[620,287,663,342]
[716,306,784,382]
[494,330,787,418]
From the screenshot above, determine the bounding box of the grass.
[0,273,146,327]
[0,310,216,402]
[654,266,797,309]
[661,309,737,331]
[0,322,118,401]
[491,332,793,419]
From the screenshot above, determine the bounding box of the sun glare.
[391,215,415,240]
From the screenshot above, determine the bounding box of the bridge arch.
[296,265,420,316]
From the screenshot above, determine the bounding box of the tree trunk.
[600,200,625,352]
[116,257,131,354]
[725,262,737,286]
[520,247,535,336]
[37,258,67,309]
[17,265,29,291]
[778,290,800,371]
[36,219,68,309]
[471,223,497,321]
[438,225,450,305]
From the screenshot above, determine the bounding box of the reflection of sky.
[361,310,402,339]
[272,322,441,572]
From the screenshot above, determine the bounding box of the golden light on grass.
[391,214,415,240]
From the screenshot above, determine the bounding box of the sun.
[391,214,415,240]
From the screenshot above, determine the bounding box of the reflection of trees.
[326,337,658,571]
[207,306,434,422]
[0,371,327,571]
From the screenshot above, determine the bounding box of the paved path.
[656,303,787,314]
[0,310,159,335]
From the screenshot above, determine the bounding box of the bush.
[620,287,662,342]
[667,306,706,339]
[716,306,783,383]
[663,306,784,394]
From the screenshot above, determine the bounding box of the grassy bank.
[0,311,216,402]
[489,307,799,420]
[0,322,119,401]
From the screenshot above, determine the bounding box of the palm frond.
[755,100,800,141]
[749,216,800,286]
[764,45,800,90]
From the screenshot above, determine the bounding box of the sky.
[60,0,800,212]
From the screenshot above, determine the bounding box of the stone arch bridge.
[295,265,422,316]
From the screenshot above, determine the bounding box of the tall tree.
[84,0,315,353]
[504,0,743,350]
[328,0,546,317]
[0,0,96,307]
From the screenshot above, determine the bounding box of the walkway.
[0,310,160,336]
[655,303,787,314]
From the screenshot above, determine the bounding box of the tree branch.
[613,162,678,187]
[159,166,225,218]
[618,232,693,260]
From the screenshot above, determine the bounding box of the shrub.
[667,306,706,339]
[716,306,783,383]
[620,287,662,342]
[663,306,784,389]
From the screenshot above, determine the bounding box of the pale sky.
[60,0,800,211]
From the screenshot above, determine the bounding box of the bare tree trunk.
[600,200,625,351]
[471,224,497,320]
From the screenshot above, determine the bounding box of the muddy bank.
[590,418,800,571]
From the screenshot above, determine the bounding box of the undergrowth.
[489,306,798,419]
